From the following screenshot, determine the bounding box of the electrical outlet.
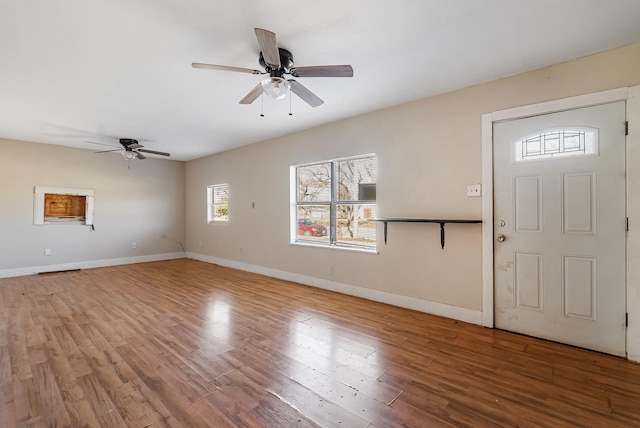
[328,265,334,275]
[198,240,203,247]
[240,246,244,254]
[131,242,137,249]
[44,248,51,256]
[467,184,482,197]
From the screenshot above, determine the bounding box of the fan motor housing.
[120,138,138,148]
[259,48,294,76]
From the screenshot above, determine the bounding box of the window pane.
[544,134,560,153]
[336,204,377,248]
[208,184,229,223]
[297,205,329,243]
[337,157,377,202]
[525,138,541,156]
[563,132,581,151]
[292,155,377,250]
[213,185,228,204]
[297,163,331,202]
[213,204,228,221]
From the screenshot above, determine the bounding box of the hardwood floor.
[1,258,639,427]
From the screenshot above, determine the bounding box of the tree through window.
[294,155,377,249]
[207,184,229,223]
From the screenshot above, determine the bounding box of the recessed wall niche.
[34,186,94,225]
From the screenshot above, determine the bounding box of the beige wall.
[0,139,185,273]
[185,42,640,315]
[2,42,638,355]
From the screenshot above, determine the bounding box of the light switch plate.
[467,184,482,197]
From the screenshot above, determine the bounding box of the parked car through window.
[297,219,327,237]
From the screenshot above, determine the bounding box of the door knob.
[497,234,506,242]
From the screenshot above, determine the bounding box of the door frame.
[481,86,640,361]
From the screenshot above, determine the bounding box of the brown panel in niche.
[44,194,86,218]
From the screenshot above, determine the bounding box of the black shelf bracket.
[373,218,482,249]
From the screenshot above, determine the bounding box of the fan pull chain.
[289,93,292,116]
[260,94,264,117]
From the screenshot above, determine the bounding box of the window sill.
[290,240,378,254]
[43,217,87,225]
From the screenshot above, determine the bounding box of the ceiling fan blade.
[134,152,147,160]
[87,141,120,148]
[289,80,324,108]
[138,148,170,157]
[128,143,143,149]
[239,83,264,105]
[290,65,354,78]
[94,149,122,153]
[254,28,280,68]
[192,63,264,75]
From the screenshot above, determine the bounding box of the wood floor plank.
[0,383,17,427]
[0,345,11,387]
[0,316,8,347]
[219,337,311,379]
[291,366,403,426]
[213,369,321,428]
[77,373,128,427]
[304,315,408,348]
[30,362,73,427]
[1,258,640,427]
[313,361,403,405]
[119,339,214,405]
[12,376,45,425]
[8,309,34,382]
[188,397,239,427]
[116,343,203,427]
[240,365,370,428]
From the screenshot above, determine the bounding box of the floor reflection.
[204,297,232,343]
[285,317,383,379]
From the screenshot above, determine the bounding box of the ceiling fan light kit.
[261,77,290,100]
[121,151,137,160]
[192,28,353,109]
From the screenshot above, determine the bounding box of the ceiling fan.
[192,28,353,108]
[94,138,171,160]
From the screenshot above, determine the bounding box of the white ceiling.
[2,0,640,161]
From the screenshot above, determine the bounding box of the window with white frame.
[293,154,377,250]
[207,184,229,223]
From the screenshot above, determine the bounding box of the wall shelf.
[372,218,482,249]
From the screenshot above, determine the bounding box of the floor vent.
[38,269,81,275]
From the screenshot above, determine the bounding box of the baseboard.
[187,252,483,325]
[0,252,186,279]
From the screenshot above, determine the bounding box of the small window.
[207,184,229,223]
[514,128,597,162]
[293,154,377,250]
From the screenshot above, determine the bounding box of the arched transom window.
[514,128,597,162]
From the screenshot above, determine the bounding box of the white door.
[494,101,626,356]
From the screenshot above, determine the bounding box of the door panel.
[494,101,626,356]
[563,172,596,234]
[563,256,596,320]
[514,252,543,310]
[514,176,542,232]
